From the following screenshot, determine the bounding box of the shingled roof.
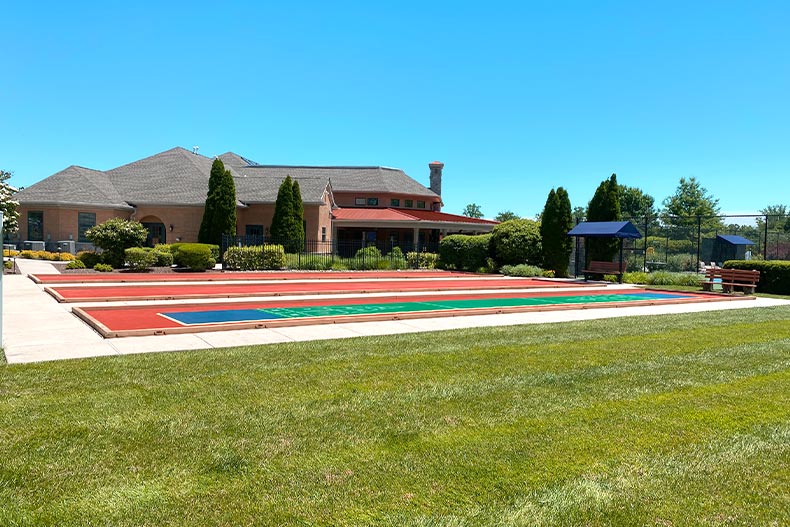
[16,147,437,208]
[14,165,132,209]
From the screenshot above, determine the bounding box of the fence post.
[763,215,769,260]
[696,215,701,271]
[643,213,649,271]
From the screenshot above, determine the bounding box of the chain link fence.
[580,214,790,273]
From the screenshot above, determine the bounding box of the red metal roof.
[404,209,499,224]
[332,208,498,225]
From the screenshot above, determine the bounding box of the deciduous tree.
[1,170,19,236]
[462,203,483,219]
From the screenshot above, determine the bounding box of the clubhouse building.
[12,147,496,252]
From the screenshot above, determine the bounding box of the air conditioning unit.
[23,241,46,251]
[56,240,76,254]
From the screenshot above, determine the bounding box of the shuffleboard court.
[73,289,750,338]
[30,270,476,284]
[46,276,583,302]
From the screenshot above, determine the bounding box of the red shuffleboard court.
[73,288,750,338]
[46,276,587,303]
[30,270,477,284]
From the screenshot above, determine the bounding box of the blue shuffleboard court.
[159,291,696,326]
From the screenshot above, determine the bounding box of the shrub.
[77,251,102,268]
[2,249,19,257]
[17,250,75,261]
[93,263,113,272]
[490,219,542,266]
[665,254,697,272]
[623,271,649,284]
[645,271,701,286]
[175,243,216,271]
[500,264,544,277]
[4,260,12,270]
[724,260,790,295]
[223,245,286,271]
[154,243,173,253]
[355,245,382,259]
[438,234,491,271]
[152,249,174,267]
[124,247,156,271]
[390,246,404,259]
[65,259,86,270]
[286,253,332,270]
[85,218,148,268]
[406,251,438,269]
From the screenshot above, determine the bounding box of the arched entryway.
[139,215,166,246]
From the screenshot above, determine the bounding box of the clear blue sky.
[2,1,788,218]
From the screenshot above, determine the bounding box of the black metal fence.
[221,235,441,270]
[585,214,790,273]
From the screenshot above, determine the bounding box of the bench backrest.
[706,267,760,284]
[588,261,625,273]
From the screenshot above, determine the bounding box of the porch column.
[413,227,420,252]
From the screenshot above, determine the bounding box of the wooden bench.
[701,267,760,294]
[583,260,626,283]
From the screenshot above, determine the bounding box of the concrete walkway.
[3,263,790,364]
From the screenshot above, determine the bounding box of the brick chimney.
[429,160,444,199]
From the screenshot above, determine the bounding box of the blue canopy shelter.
[567,221,643,282]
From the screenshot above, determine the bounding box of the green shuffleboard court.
[161,292,694,326]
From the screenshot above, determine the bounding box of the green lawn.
[1,307,789,526]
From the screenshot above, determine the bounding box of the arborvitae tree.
[271,175,305,251]
[198,159,228,243]
[555,187,574,276]
[210,168,237,244]
[586,173,621,264]
[291,179,305,249]
[540,187,574,277]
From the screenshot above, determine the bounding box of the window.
[390,198,400,207]
[367,197,379,206]
[78,212,96,242]
[27,211,43,241]
[405,199,413,208]
[321,226,327,242]
[355,197,366,206]
[245,224,264,237]
[417,200,426,209]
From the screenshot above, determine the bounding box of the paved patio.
[3,259,789,364]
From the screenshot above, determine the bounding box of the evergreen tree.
[198,159,228,243]
[586,174,621,264]
[290,179,305,251]
[270,176,299,250]
[540,187,574,277]
[209,168,237,244]
[555,187,574,276]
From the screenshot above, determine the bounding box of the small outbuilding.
[712,234,756,263]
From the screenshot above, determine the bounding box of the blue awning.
[717,234,756,246]
[567,221,643,239]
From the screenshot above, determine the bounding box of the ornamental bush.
[500,264,544,277]
[489,219,542,266]
[152,249,174,267]
[65,259,86,270]
[93,263,113,272]
[223,245,286,271]
[724,260,790,295]
[77,251,102,268]
[438,234,491,271]
[406,251,438,269]
[85,218,148,268]
[124,247,156,271]
[175,243,216,271]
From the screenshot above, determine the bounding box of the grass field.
[1,306,789,526]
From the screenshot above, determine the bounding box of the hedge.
[175,243,216,271]
[723,260,790,295]
[223,245,286,271]
[438,234,491,271]
[124,247,156,271]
